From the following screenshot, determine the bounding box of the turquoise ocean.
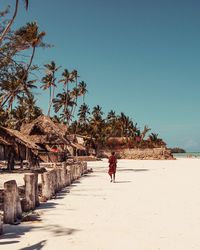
[173,152,200,158]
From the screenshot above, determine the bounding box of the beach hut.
[0,126,42,169]
[66,134,87,156]
[20,115,75,162]
[0,136,11,161]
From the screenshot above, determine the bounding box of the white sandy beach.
[1,158,200,250]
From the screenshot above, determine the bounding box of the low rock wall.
[101,148,175,160]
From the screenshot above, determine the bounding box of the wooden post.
[72,165,76,180]
[50,170,57,195]
[61,165,67,187]
[66,173,71,186]
[0,213,3,235]
[23,174,36,211]
[83,162,87,173]
[15,188,22,220]
[57,168,62,190]
[34,173,39,206]
[41,172,52,200]
[4,180,17,224]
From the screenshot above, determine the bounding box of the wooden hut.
[0,126,42,169]
[0,136,11,161]
[66,134,87,156]
[20,115,75,162]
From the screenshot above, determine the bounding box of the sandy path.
[1,159,200,250]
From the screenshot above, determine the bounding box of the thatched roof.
[0,126,42,150]
[21,115,70,145]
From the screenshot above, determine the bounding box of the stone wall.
[100,148,175,160]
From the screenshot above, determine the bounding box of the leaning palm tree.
[0,0,29,43]
[0,65,37,111]
[1,22,45,108]
[14,22,46,71]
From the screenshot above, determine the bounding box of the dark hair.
[111,152,115,156]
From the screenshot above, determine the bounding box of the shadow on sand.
[19,240,47,250]
[0,174,92,247]
[118,168,149,172]
[114,181,132,183]
[0,223,79,247]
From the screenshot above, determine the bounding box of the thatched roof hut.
[21,115,69,146]
[0,126,42,164]
[1,127,42,151]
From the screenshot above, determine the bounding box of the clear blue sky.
[1,0,200,151]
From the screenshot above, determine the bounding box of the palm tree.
[107,110,116,120]
[78,103,90,125]
[141,125,151,141]
[70,87,80,118]
[41,61,60,116]
[0,65,37,111]
[70,69,79,87]
[92,105,103,120]
[1,22,45,108]
[14,22,46,71]
[12,94,42,129]
[53,91,76,124]
[0,0,29,43]
[78,81,87,102]
[58,69,73,92]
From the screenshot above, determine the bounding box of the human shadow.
[118,168,149,172]
[19,240,46,250]
[114,181,131,183]
[82,174,99,178]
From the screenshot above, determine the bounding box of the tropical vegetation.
[0,1,166,152]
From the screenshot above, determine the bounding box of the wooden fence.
[0,161,88,235]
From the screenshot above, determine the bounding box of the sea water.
[173,152,200,158]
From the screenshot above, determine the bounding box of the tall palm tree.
[14,22,46,71]
[107,110,116,121]
[53,91,76,124]
[70,69,79,87]
[0,0,29,43]
[92,105,103,120]
[78,81,87,102]
[41,61,60,116]
[1,22,45,108]
[58,69,73,92]
[78,103,90,124]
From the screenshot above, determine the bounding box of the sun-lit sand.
[1,158,200,250]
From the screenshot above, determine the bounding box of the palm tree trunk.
[0,0,19,43]
[1,46,36,109]
[47,86,52,116]
[27,46,36,72]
